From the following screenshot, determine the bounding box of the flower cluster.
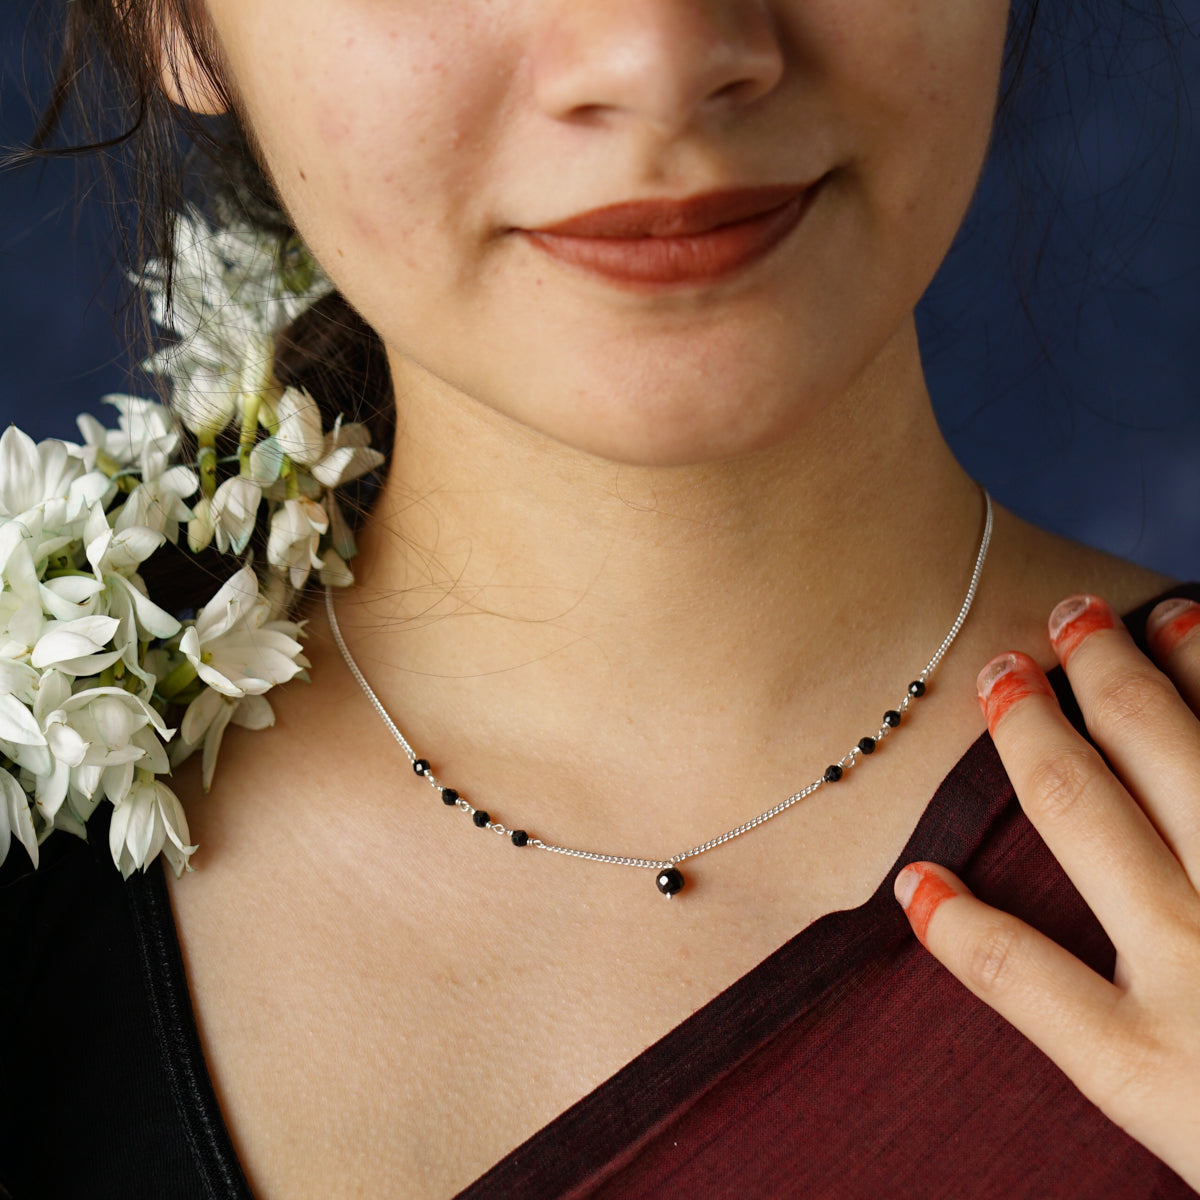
[0,210,384,878]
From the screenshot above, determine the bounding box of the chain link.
[325,491,994,883]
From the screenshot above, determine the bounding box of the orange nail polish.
[976,652,1053,734]
[1147,598,1200,657]
[1048,594,1117,665]
[895,864,957,945]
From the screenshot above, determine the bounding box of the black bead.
[413,759,431,776]
[511,829,529,847]
[656,867,685,896]
[884,710,902,728]
[472,810,490,828]
[908,680,926,698]
[442,788,459,806]
[824,764,844,783]
[858,737,876,755]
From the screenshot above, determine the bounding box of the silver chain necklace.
[325,491,993,898]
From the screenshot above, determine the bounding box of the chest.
[164,805,911,1200]
[158,673,980,1200]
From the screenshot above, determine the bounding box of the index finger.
[1049,594,1200,887]
[979,650,1192,960]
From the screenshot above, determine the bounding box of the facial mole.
[299,168,308,182]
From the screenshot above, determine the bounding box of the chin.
[521,383,817,469]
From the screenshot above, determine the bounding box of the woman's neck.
[317,319,984,835]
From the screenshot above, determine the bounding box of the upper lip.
[529,184,814,239]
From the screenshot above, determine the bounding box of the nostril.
[530,1,786,135]
[709,77,763,107]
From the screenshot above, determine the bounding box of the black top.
[3,585,1200,1200]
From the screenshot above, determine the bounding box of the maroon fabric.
[456,586,1200,1200]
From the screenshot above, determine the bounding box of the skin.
[1146,599,1200,657]
[156,2,1195,1197]
[899,599,1200,1190]
[975,651,1056,736]
[1047,593,1121,666]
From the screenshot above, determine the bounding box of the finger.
[894,862,1125,1111]
[978,650,1192,955]
[1146,597,1200,715]
[1048,594,1200,885]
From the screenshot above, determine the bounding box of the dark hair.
[24,0,393,495]
[15,0,396,609]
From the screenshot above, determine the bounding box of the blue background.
[2,6,1199,577]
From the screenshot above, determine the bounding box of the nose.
[531,0,785,137]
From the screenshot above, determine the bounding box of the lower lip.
[523,189,818,288]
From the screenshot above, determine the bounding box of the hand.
[894,593,1200,1191]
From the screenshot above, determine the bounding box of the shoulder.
[981,506,1178,647]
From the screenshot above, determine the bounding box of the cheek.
[814,0,1008,235]
[223,2,511,280]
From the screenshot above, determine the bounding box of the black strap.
[125,862,256,1199]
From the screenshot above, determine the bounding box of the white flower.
[39,573,106,624]
[115,464,199,544]
[267,497,328,589]
[0,771,37,869]
[0,207,350,878]
[258,569,296,622]
[109,774,196,879]
[139,209,331,436]
[76,396,179,472]
[82,504,181,687]
[165,333,277,441]
[187,495,216,554]
[30,614,124,676]
[310,417,386,490]
[0,670,174,834]
[0,425,110,524]
[0,519,47,655]
[83,500,164,577]
[0,686,45,761]
[178,565,306,698]
[209,476,263,555]
[0,657,38,704]
[326,492,358,563]
[166,364,242,440]
[274,388,325,466]
[177,688,277,792]
[318,549,355,589]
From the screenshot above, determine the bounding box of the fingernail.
[894,864,957,944]
[1048,594,1117,665]
[976,651,1052,734]
[894,865,920,909]
[1146,597,1200,657]
[976,652,1019,702]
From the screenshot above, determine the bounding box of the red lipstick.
[522,183,818,287]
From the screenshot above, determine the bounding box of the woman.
[2,0,1198,1196]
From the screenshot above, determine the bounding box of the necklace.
[325,491,994,898]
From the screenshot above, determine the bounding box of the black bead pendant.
[824,764,844,783]
[413,759,431,776]
[908,680,926,698]
[442,788,459,806]
[858,737,876,755]
[884,710,902,728]
[656,866,685,897]
[511,829,529,847]
[472,810,490,827]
